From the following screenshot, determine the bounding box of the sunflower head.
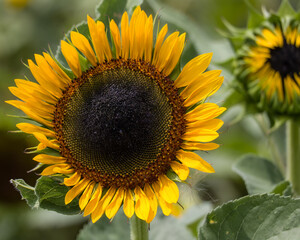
[7,6,225,223]
[226,0,300,116]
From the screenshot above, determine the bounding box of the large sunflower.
[7,6,224,223]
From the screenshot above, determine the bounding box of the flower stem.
[130,214,149,240]
[286,120,300,196]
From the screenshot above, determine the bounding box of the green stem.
[286,120,300,196]
[130,214,149,240]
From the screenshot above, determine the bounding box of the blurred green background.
[1,0,298,239]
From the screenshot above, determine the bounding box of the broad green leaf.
[233,154,284,194]
[199,194,300,240]
[10,179,38,208]
[271,180,293,196]
[77,212,130,240]
[35,176,80,215]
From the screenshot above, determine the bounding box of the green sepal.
[277,0,296,17]
[166,169,183,183]
[271,180,293,196]
[10,179,38,209]
[244,0,265,28]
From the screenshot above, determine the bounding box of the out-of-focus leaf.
[244,0,265,28]
[233,154,284,194]
[10,179,38,208]
[271,180,293,196]
[35,176,80,215]
[199,194,300,240]
[77,212,130,240]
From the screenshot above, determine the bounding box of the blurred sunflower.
[243,26,300,111]
[227,1,300,116]
[7,6,224,223]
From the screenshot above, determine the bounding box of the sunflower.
[7,6,225,223]
[239,25,300,115]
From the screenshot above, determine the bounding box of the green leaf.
[10,179,38,208]
[271,180,293,196]
[199,194,300,240]
[233,154,284,194]
[35,176,80,215]
[77,212,130,240]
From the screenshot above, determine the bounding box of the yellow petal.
[134,186,150,221]
[28,60,62,98]
[91,187,116,223]
[79,182,96,210]
[180,70,222,100]
[152,181,172,216]
[121,11,130,59]
[144,183,158,223]
[182,129,219,142]
[60,40,82,78]
[65,178,90,205]
[16,123,55,138]
[176,150,215,173]
[105,188,125,219]
[170,161,189,181]
[123,189,134,218]
[181,142,220,151]
[163,33,186,76]
[174,53,213,88]
[43,53,71,85]
[144,15,153,62]
[70,31,97,66]
[40,163,70,176]
[33,132,59,150]
[64,172,81,186]
[152,24,168,65]
[186,103,225,121]
[83,184,103,216]
[110,19,121,58]
[158,175,179,203]
[187,119,224,132]
[34,54,67,90]
[33,154,66,164]
[184,77,224,107]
